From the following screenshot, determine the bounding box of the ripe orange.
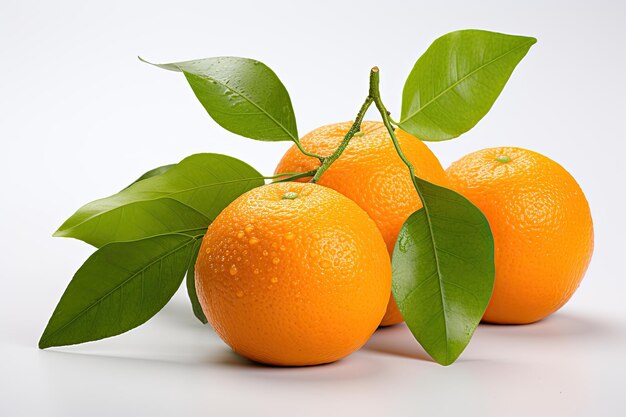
[195,182,391,366]
[446,147,594,324]
[274,121,449,326]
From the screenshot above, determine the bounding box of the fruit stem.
[271,170,318,183]
[368,69,422,196]
[310,69,379,183]
[293,141,326,163]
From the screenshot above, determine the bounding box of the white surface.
[2,1,625,416]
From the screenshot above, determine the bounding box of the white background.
[2,0,625,416]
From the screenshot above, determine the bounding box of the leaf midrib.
[184,69,298,142]
[40,236,197,346]
[58,176,262,235]
[400,39,535,124]
[412,181,450,364]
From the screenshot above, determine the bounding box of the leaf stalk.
[309,69,380,183]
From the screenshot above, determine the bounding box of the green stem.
[310,69,379,183]
[293,140,325,163]
[271,170,317,183]
[369,68,422,195]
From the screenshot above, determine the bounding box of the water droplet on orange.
[229,265,238,276]
[244,224,254,234]
[262,250,269,256]
[249,237,259,245]
[237,230,245,239]
[272,257,280,265]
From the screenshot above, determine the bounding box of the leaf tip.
[38,334,51,349]
[431,351,458,366]
[138,57,181,72]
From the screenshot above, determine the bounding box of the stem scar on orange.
[195,182,391,366]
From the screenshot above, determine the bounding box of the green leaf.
[399,29,536,141]
[186,239,207,324]
[125,164,175,189]
[54,153,263,247]
[39,233,202,348]
[141,56,299,143]
[392,177,495,365]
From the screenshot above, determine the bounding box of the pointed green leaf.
[399,29,536,141]
[186,239,207,324]
[125,164,175,189]
[39,233,202,348]
[54,153,263,247]
[142,56,299,142]
[392,177,495,365]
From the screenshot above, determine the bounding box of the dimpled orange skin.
[274,121,449,326]
[446,147,594,324]
[195,182,391,366]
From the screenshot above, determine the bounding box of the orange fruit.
[446,147,594,324]
[274,121,449,326]
[195,182,391,366]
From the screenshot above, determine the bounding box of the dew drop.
[249,237,259,245]
[398,235,409,253]
[237,230,245,239]
[244,224,254,234]
[262,250,269,256]
[229,265,238,276]
[272,257,280,265]
[205,247,211,254]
